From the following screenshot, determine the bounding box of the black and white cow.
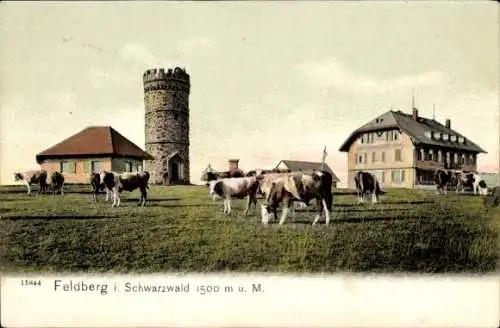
[354,171,383,204]
[453,171,474,193]
[50,171,65,195]
[13,170,48,195]
[434,169,453,194]
[476,179,488,196]
[472,173,488,195]
[259,170,333,226]
[101,171,151,207]
[208,176,259,215]
[90,172,112,203]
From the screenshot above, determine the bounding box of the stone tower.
[143,67,190,185]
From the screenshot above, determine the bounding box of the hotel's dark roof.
[338,110,487,153]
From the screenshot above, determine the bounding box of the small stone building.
[36,126,154,183]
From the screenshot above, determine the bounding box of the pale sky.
[1,1,499,186]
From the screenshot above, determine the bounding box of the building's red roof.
[36,126,154,163]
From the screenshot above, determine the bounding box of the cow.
[201,170,245,185]
[50,171,65,195]
[13,170,48,195]
[453,171,474,193]
[202,171,219,184]
[90,172,113,203]
[476,179,488,196]
[472,173,487,195]
[259,170,333,226]
[354,171,383,204]
[208,176,259,215]
[434,169,453,194]
[101,171,151,207]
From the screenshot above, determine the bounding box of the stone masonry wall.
[143,67,190,184]
[144,143,190,184]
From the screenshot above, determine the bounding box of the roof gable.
[339,109,486,153]
[276,160,340,182]
[36,126,154,163]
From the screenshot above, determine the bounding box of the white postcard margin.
[1,273,499,327]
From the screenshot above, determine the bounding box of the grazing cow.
[50,171,65,195]
[259,170,333,226]
[209,176,259,215]
[13,170,48,195]
[434,169,453,194]
[354,171,383,204]
[101,171,151,207]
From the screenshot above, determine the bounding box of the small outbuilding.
[36,126,154,183]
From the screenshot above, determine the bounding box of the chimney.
[228,159,239,171]
[412,107,419,120]
[445,119,451,129]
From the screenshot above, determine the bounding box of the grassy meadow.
[0,184,498,274]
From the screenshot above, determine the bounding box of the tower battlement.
[143,67,190,84]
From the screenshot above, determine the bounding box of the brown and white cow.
[354,171,383,204]
[101,171,151,207]
[209,176,259,215]
[50,171,65,195]
[13,170,48,195]
[258,170,333,226]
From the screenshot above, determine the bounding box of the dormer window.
[443,133,449,141]
[425,131,431,139]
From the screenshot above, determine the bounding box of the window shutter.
[84,161,91,174]
[70,161,76,174]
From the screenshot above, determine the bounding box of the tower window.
[174,113,179,120]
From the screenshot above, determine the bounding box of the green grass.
[0,184,498,274]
